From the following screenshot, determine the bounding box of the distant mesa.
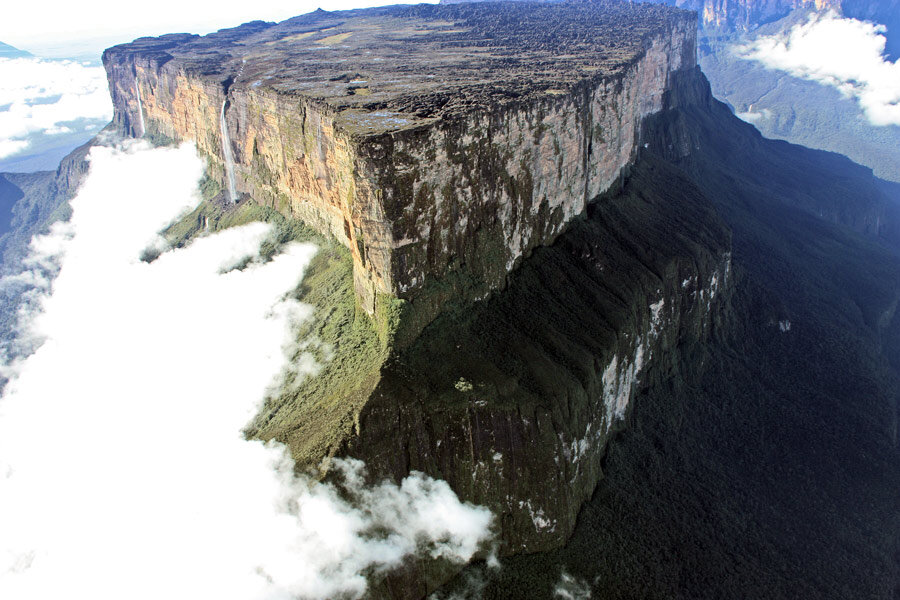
[104,1,698,313]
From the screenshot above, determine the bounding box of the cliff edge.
[103,1,697,317]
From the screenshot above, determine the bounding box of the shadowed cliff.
[436,67,900,600]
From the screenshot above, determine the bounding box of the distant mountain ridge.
[0,41,31,58]
[438,0,899,56]
[653,0,900,57]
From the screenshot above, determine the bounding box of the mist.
[0,141,492,599]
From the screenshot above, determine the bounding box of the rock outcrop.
[102,1,734,589]
[82,1,900,597]
[103,1,697,316]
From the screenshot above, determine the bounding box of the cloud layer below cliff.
[0,141,492,599]
[737,12,900,127]
[0,57,112,167]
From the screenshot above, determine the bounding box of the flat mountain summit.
[105,1,693,134]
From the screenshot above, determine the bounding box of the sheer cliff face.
[373,20,695,306]
[349,241,732,555]
[103,2,697,313]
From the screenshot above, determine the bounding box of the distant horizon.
[1,0,436,59]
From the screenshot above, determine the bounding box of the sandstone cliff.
[688,0,837,30]
[94,3,900,597]
[104,2,697,317]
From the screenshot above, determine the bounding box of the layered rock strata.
[103,1,697,314]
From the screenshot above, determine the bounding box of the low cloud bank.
[0,57,112,160]
[737,12,900,127]
[0,141,492,599]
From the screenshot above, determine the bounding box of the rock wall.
[361,19,696,308]
[102,8,734,583]
[104,49,391,309]
[691,0,838,30]
[348,248,732,555]
[333,93,738,553]
[644,0,897,32]
[103,16,697,314]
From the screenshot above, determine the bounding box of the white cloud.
[0,141,493,599]
[736,107,773,123]
[0,139,28,159]
[0,57,112,159]
[736,12,900,126]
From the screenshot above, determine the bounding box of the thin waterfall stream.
[134,81,145,138]
[219,100,238,204]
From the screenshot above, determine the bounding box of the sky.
[0,0,435,58]
[0,141,493,599]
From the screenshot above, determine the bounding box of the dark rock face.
[346,160,732,555]
[434,67,900,600]
[103,1,697,314]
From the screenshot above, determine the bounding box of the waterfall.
[134,81,146,138]
[219,100,238,204]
